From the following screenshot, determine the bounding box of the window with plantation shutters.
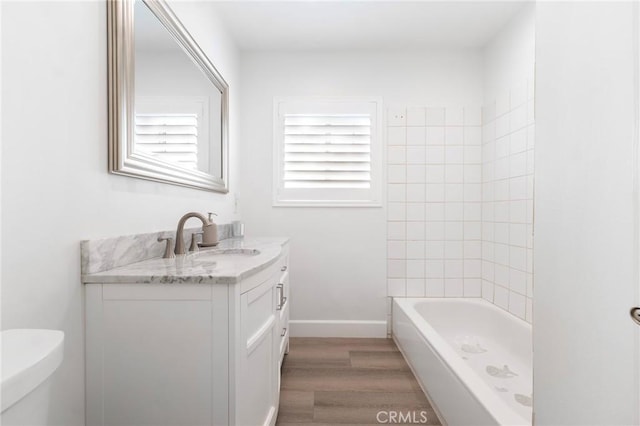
[135,113,199,170]
[274,98,382,206]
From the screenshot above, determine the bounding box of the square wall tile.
[464,126,482,146]
[464,222,482,240]
[406,222,426,241]
[444,279,464,297]
[425,203,445,221]
[445,184,464,203]
[426,146,445,164]
[494,285,509,309]
[407,260,426,278]
[425,222,445,240]
[464,203,482,221]
[464,165,482,183]
[510,128,527,154]
[426,107,445,126]
[388,127,406,146]
[464,260,482,278]
[424,241,444,259]
[445,165,464,183]
[426,279,445,297]
[425,260,444,278]
[444,260,464,278]
[509,268,527,295]
[406,146,427,164]
[445,127,464,145]
[407,241,427,259]
[446,107,464,126]
[464,241,482,259]
[444,241,463,259]
[445,221,464,240]
[482,101,496,124]
[407,127,426,145]
[388,146,407,164]
[387,184,406,202]
[426,127,445,145]
[464,279,482,297]
[406,165,426,183]
[509,291,526,319]
[464,107,482,126]
[425,165,445,183]
[445,202,464,221]
[406,107,426,126]
[406,204,426,221]
[407,184,426,202]
[426,184,445,202]
[407,279,426,296]
[388,165,406,183]
[445,146,464,164]
[482,280,494,302]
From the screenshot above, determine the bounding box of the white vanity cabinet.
[84,243,290,426]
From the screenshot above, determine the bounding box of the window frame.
[272,96,384,207]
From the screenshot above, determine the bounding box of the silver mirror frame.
[107,0,229,193]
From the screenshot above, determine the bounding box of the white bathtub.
[392,298,532,426]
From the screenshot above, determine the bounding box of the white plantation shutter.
[135,113,199,170]
[274,98,382,206]
[283,114,371,189]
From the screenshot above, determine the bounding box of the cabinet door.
[238,278,278,426]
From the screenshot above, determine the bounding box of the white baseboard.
[289,320,387,338]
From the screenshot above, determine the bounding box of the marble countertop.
[82,237,289,285]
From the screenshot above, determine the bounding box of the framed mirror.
[108,0,229,192]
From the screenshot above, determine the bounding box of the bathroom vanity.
[82,237,290,426]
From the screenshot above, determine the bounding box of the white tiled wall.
[386,106,483,302]
[385,86,535,326]
[481,80,535,323]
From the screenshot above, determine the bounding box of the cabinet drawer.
[243,279,276,352]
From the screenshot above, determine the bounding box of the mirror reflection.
[133,0,223,177]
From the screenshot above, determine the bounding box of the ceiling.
[209,1,530,51]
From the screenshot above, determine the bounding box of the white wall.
[483,4,535,106]
[480,4,535,322]
[239,50,483,336]
[535,2,639,424]
[0,2,239,424]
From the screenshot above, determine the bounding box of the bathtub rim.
[392,297,532,426]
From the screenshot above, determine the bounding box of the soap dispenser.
[201,212,218,247]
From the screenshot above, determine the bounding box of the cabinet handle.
[281,265,287,272]
[281,328,287,337]
[276,284,284,310]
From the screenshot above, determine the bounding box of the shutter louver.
[283,114,371,189]
[135,113,199,170]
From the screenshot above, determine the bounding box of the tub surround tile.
[386,100,534,324]
[81,237,288,285]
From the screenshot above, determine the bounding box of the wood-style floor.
[276,337,441,425]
